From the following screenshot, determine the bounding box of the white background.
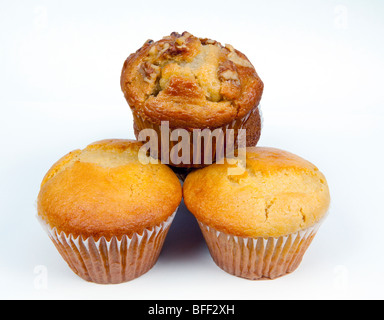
[0,0,383,300]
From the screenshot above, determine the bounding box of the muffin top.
[121,32,264,128]
[183,147,330,238]
[37,139,182,240]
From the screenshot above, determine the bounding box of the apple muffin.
[121,32,264,167]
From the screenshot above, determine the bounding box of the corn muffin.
[37,139,182,284]
[183,147,330,280]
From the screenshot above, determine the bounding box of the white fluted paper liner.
[38,210,177,284]
[198,220,322,280]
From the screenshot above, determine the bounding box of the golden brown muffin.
[121,32,264,168]
[183,147,330,280]
[37,139,182,284]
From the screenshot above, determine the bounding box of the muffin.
[121,32,264,168]
[183,147,330,280]
[37,139,182,284]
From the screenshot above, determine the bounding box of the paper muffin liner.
[198,219,322,280]
[38,210,177,284]
[132,105,262,168]
[170,167,196,183]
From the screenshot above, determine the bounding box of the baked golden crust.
[183,147,330,238]
[37,139,182,240]
[121,32,264,128]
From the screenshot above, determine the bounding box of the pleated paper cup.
[38,210,177,284]
[132,105,262,168]
[198,220,322,280]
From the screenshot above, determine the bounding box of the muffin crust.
[38,139,182,240]
[121,32,264,128]
[183,147,330,238]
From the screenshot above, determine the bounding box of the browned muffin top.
[121,32,264,128]
[37,139,182,240]
[184,147,330,238]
